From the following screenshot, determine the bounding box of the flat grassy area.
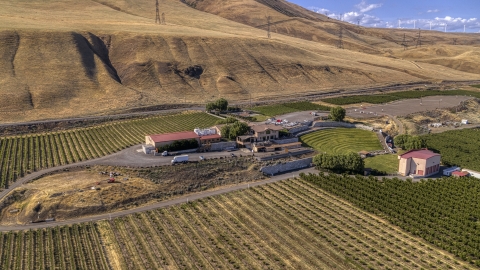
[250,101,330,117]
[364,154,399,173]
[300,128,382,154]
[322,90,480,105]
[472,85,480,88]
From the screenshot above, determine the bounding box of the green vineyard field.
[423,128,480,171]
[303,172,480,266]
[300,128,382,155]
[1,178,469,269]
[250,101,331,116]
[322,90,480,105]
[0,112,219,189]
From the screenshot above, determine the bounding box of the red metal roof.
[399,149,440,160]
[452,171,469,177]
[200,134,221,140]
[149,131,199,143]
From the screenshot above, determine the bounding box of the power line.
[401,33,408,50]
[337,27,344,49]
[415,29,422,48]
[266,16,271,39]
[155,0,160,24]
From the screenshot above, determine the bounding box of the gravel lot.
[346,95,470,118]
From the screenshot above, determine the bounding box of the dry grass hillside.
[0,0,479,123]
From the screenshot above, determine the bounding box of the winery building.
[398,149,441,177]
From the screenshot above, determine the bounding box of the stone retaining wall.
[210,141,237,151]
[260,158,313,175]
[288,125,309,134]
[272,138,299,144]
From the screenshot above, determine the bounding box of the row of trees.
[221,121,250,140]
[394,134,426,150]
[313,152,364,173]
[206,98,229,112]
[157,139,199,152]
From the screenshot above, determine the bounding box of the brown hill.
[0,0,479,123]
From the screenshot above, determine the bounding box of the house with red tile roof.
[398,149,441,177]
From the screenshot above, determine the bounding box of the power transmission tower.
[155,0,160,24]
[161,12,166,25]
[415,29,422,48]
[266,16,271,38]
[337,28,344,49]
[453,38,457,45]
[401,33,408,50]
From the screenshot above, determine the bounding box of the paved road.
[3,80,479,128]
[0,145,250,199]
[0,167,317,231]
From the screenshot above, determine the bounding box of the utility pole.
[155,0,160,24]
[415,29,422,48]
[401,33,408,50]
[266,16,271,39]
[337,27,344,49]
[161,12,166,25]
[453,38,457,45]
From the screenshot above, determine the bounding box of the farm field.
[364,154,399,174]
[300,128,382,155]
[303,172,480,266]
[0,223,109,270]
[250,101,330,117]
[1,178,470,269]
[423,128,480,171]
[322,89,480,105]
[0,112,219,189]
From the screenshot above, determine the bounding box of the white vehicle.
[171,155,189,164]
[162,151,169,156]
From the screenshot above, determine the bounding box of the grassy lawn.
[364,154,399,173]
[300,128,382,155]
[249,101,330,117]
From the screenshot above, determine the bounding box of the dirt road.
[0,167,317,231]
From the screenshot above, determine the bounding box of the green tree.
[206,102,216,112]
[215,98,229,111]
[221,121,249,140]
[206,98,229,112]
[330,106,346,122]
[394,134,411,150]
[405,136,426,151]
[313,152,364,173]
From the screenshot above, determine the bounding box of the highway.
[0,166,317,231]
[2,79,479,130]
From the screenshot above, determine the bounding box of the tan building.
[236,124,284,148]
[398,149,441,177]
